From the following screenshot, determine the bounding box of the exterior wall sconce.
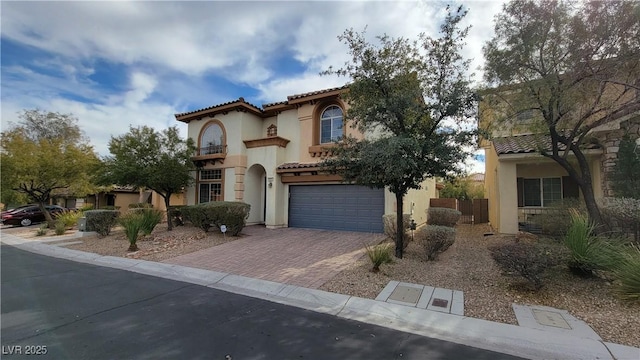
[268,177,274,188]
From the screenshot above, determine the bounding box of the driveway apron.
[164,226,386,288]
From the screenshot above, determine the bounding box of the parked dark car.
[1,205,67,226]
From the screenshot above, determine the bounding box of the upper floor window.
[200,122,225,155]
[320,105,344,144]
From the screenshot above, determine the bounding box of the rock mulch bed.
[320,224,640,348]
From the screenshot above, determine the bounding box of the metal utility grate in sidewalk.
[375,281,464,316]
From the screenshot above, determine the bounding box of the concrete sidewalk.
[2,232,638,360]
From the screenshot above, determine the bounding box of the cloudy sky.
[1,1,504,173]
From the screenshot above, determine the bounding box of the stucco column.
[498,161,519,234]
[264,173,285,229]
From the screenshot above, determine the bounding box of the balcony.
[192,144,227,166]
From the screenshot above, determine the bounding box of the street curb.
[2,234,638,360]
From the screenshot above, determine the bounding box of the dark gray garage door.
[288,185,384,233]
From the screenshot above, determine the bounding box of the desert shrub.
[128,202,152,209]
[78,204,94,213]
[54,221,66,235]
[613,244,640,302]
[382,214,411,249]
[565,210,624,276]
[181,202,251,236]
[489,242,554,290]
[36,224,48,236]
[365,242,393,272]
[54,209,82,229]
[134,208,163,235]
[532,198,585,237]
[427,207,461,227]
[85,210,119,236]
[417,225,456,260]
[119,212,144,251]
[599,197,640,242]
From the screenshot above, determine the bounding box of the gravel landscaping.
[320,224,639,348]
[6,222,638,347]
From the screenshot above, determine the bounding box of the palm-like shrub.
[565,210,622,276]
[54,209,82,229]
[613,244,640,302]
[135,208,163,235]
[119,212,144,251]
[365,242,393,272]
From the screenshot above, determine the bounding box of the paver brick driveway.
[164,226,386,289]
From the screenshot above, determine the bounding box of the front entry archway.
[245,164,266,224]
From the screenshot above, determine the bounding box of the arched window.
[200,122,225,155]
[320,105,343,144]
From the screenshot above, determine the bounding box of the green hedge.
[417,225,456,260]
[427,207,461,227]
[181,202,250,236]
[85,210,120,236]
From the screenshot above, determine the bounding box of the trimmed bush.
[382,214,411,250]
[181,202,251,236]
[119,212,144,251]
[565,210,624,276]
[427,207,461,227]
[54,209,82,229]
[85,210,119,236]
[417,225,456,260]
[489,242,554,290]
[128,202,153,209]
[365,242,393,272]
[613,244,640,302]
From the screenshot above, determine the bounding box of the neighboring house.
[480,90,640,234]
[174,86,436,233]
[54,186,186,212]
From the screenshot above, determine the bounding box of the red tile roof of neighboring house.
[469,173,485,182]
[493,133,601,155]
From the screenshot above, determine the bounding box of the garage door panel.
[289,185,384,233]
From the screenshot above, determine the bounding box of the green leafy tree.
[440,176,485,200]
[612,136,640,199]
[1,110,99,225]
[102,126,196,230]
[483,0,640,229]
[322,6,476,258]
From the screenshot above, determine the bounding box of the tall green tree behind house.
[440,176,485,200]
[483,0,640,229]
[102,126,196,230]
[612,136,640,199]
[1,110,100,224]
[322,6,477,258]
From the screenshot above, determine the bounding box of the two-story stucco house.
[480,86,640,234]
[174,86,436,233]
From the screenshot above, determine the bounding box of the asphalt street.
[1,245,526,360]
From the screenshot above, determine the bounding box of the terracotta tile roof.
[262,100,288,108]
[286,85,349,101]
[175,97,264,121]
[276,162,321,170]
[493,133,601,155]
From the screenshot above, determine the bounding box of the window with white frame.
[198,169,223,203]
[320,105,344,144]
[521,177,563,207]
